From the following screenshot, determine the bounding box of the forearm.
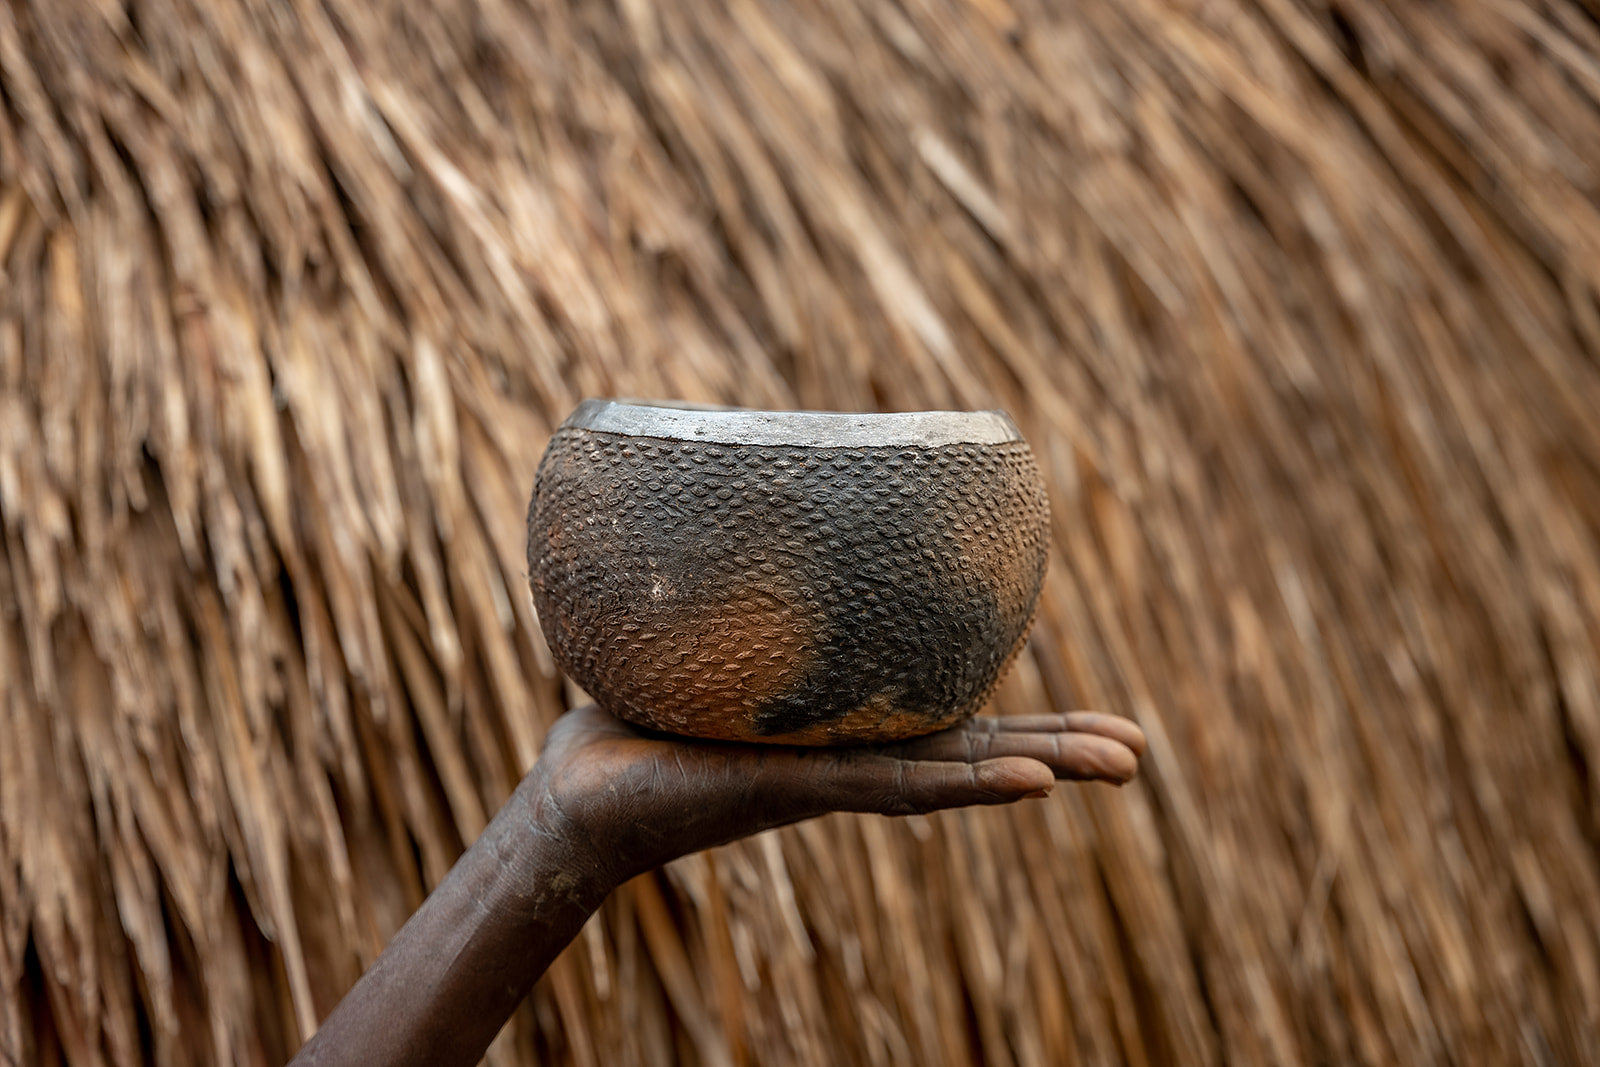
[290,775,612,1067]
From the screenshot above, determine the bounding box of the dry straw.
[3,0,1600,1063]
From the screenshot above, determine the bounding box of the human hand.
[529,704,1147,887]
[291,704,1145,1067]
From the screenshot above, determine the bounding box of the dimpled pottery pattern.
[528,428,1050,744]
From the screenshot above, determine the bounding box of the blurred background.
[3,0,1600,1063]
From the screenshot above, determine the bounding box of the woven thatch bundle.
[4,0,1600,1062]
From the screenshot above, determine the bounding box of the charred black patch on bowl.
[745,469,1008,738]
[527,428,1049,744]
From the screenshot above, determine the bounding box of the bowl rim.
[562,398,1025,448]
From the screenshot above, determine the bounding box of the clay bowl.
[526,399,1051,745]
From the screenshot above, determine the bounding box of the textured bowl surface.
[527,400,1050,744]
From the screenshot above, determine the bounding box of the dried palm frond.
[2,0,1599,1063]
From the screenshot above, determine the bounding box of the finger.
[970,712,1148,755]
[896,728,1140,783]
[797,754,1057,816]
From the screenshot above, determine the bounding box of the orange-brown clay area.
[592,584,816,740]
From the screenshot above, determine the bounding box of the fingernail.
[1024,788,1052,799]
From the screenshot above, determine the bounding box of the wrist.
[504,764,623,911]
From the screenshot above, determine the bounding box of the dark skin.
[289,704,1147,1066]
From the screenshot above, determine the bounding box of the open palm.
[535,704,1147,883]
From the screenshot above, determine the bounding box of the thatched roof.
[4,0,1599,1062]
